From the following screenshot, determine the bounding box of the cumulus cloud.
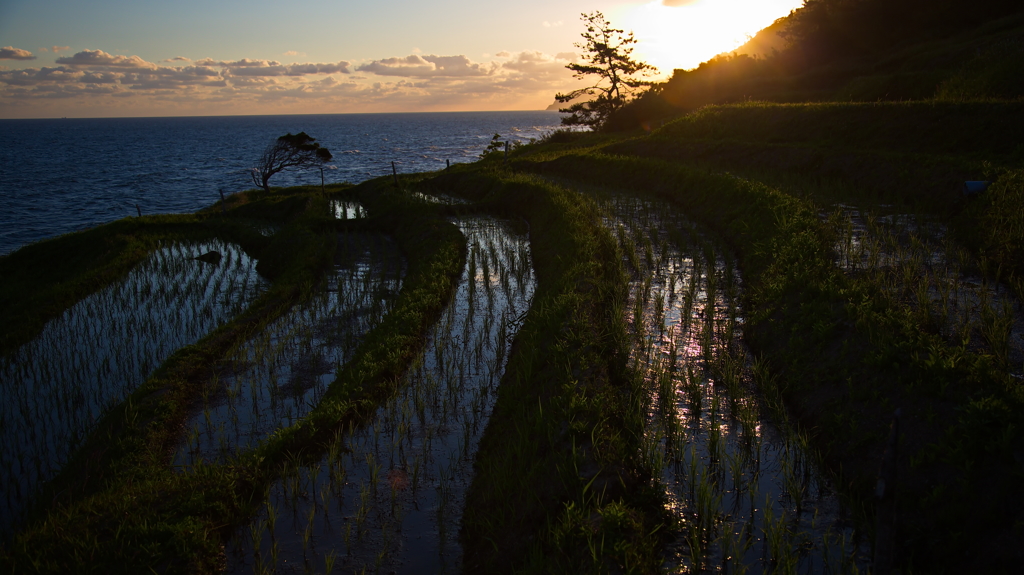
[190,58,350,76]
[1,47,580,117]
[194,57,280,67]
[356,54,494,77]
[56,49,157,69]
[0,47,36,60]
[52,46,70,54]
[662,0,700,5]
[283,62,351,75]
[80,72,121,84]
[0,66,82,86]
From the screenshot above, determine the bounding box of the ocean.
[0,110,563,256]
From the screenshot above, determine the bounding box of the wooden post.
[504,141,509,164]
[135,204,142,218]
[218,189,226,213]
[446,159,450,170]
[320,167,326,196]
[873,408,901,575]
[392,161,399,186]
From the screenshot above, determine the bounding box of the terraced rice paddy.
[175,233,406,468]
[224,217,535,574]
[331,200,366,220]
[595,191,868,573]
[0,239,265,537]
[830,204,1023,376]
[7,106,1022,572]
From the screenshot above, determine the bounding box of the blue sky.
[0,0,803,118]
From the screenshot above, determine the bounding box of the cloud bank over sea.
[0,46,579,117]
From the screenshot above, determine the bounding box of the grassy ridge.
[608,101,1024,211]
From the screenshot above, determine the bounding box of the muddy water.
[224,217,535,574]
[594,191,868,573]
[0,240,266,538]
[174,233,405,467]
[830,204,1024,377]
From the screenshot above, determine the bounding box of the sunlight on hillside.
[622,0,803,75]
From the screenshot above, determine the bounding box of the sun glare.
[620,0,804,77]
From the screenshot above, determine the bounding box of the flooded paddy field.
[175,232,406,467]
[331,200,367,221]
[224,217,535,574]
[829,204,1023,377]
[595,191,868,573]
[0,239,265,537]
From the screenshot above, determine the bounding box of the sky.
[0,0,803,118]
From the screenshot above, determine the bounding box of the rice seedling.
[330,199,366,220]
[224,216,536,573]
[172,233,405,468]
[0,239,266,536]
[827,202,1024,376]
[588,188,868,573]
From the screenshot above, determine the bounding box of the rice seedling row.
[225,216,535,573]
[594,190,868,573]
[331,199,367,220]
[174,232,406,468]
[828,203,1023,376]
[0,239,265,538]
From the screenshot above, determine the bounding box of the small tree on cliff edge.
[251,132,332,193]
[555,11,657,129]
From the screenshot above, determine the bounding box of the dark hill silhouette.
[603,0,1024,130]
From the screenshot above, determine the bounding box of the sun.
[619,0,803,78]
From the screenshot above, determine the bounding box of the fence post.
[392,161,399,186]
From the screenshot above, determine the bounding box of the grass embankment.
[506,104,1024,571]
[419,169,667,573]
[610,101,1024,206]
[2,182,465,572]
